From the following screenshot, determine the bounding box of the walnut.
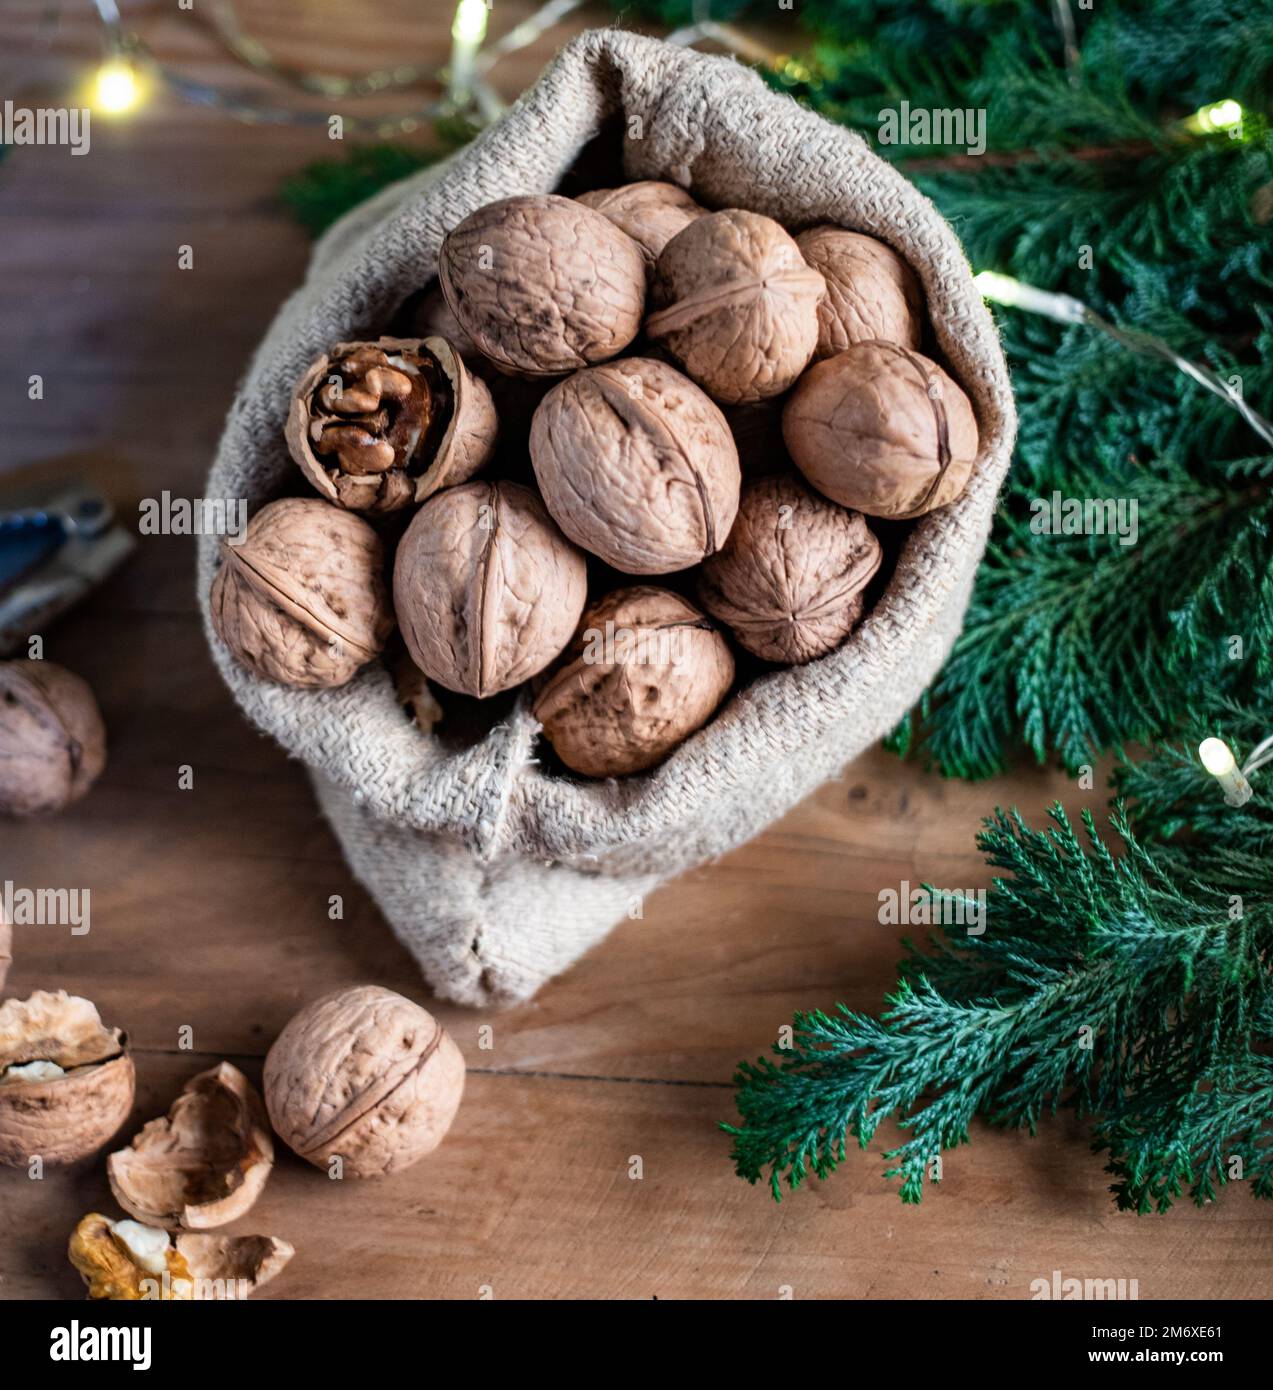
[576,181,706,265]
[107,1062,274,1230]
[0,991,134,1166]
[783,341,979,518]
[210,497,394,689]
[530,357,741,574]
[286,336,496,514]
[393,480,587,698]
[698,476,882,664]
[533,587,735,777]
[69,1212,293,1300]
[645,209,825,404]
[0,660,106,817]
[398,283,483,362]
[439,194,646,376]
[264,985,465,1179]
[795,226,924,358]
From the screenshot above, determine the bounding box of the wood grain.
[1,0,1270,1301]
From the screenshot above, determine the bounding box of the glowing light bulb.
[1183,99,1244,137]
[1198,738,1252,806]
[93,60,141,115]
[973,271,1086,324]
[452,0,489,44]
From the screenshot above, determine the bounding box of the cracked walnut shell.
[783,341,979,519]
[0,991,134,1166]
[264,985,465,1178]
[645,209,826,404]
[576,181,706,265]
[0,660,106,818]
[698,476,883,664]
[530,357,741,574]
[286,336,496,514]
[795,227,924,358]
[394,480,587,699]
[107,1062,274,1231]
[439,194,646,376]
[533,587,735,778]
[69,1213,293,1300]
[210,497,394,689]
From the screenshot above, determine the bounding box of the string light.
[1182,98,1245,137]
[1198,738,1254,807]
[973,271,1273,449]
[91,59,143,115]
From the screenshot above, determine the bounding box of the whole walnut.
[576,181,706,266]
[782,340,980,519]
[286,336,496,514]
[795,227,924,358]
[0,660,106,817]
[210,497,394,689]
[645,209,825,404]
[530,357,741,574]
[533,587,735,778]
[264,985,465,1178]
[439,194,646,376]
[393,480,587,698]
[0,991,135,1166]
[698,476,883,664]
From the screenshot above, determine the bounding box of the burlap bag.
[198,29,1016,1008]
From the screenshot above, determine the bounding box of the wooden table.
[2,0,1269,1301]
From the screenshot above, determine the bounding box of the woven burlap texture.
[197,29,1016,1008]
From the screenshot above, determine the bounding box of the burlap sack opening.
[197,30,1016,1007]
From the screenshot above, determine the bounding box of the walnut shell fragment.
[393,480,587,698]
[0,991,134,1166]
[264,985,465,1179]
[795,227,924,358]
[286,336,496,513]
[69,1212,293,1300]
[530,357,741,574]
[210,497,394,689]
[782,340,980,519]
[698,476,883,664]
[439,194,646,375]
[576,181,706,265]
[0,660,106,817]
[107,1062,274,1231]
[646,209,826,404]
[533,587,735,778]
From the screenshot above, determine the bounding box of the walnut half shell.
[286,336,497,514]
[0,991,134,1166]
[264,985,465,1179]
[107,1062,274,1230]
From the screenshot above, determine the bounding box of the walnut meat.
[795,227,924,358]
[69,1213,293,1300]
[439,194,646,376]
[0,661,106,818]
[264,985,465,1179]
[782,340,980,519]
[530,358,741,574]
[286,336,496,514]
[394,480,587,698]
[533,587,735,777]
[698,476,883,664]
[0,991,134,1166]
[210,497,394,689]
[645,209,825,404]
[576,181,706,265]
[107,1062,274,1230]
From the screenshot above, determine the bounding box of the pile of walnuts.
[212,184,980,779]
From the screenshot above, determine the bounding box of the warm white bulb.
[93,61,141,115]
[1199,738,1236,776]
[452,0,489,44]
